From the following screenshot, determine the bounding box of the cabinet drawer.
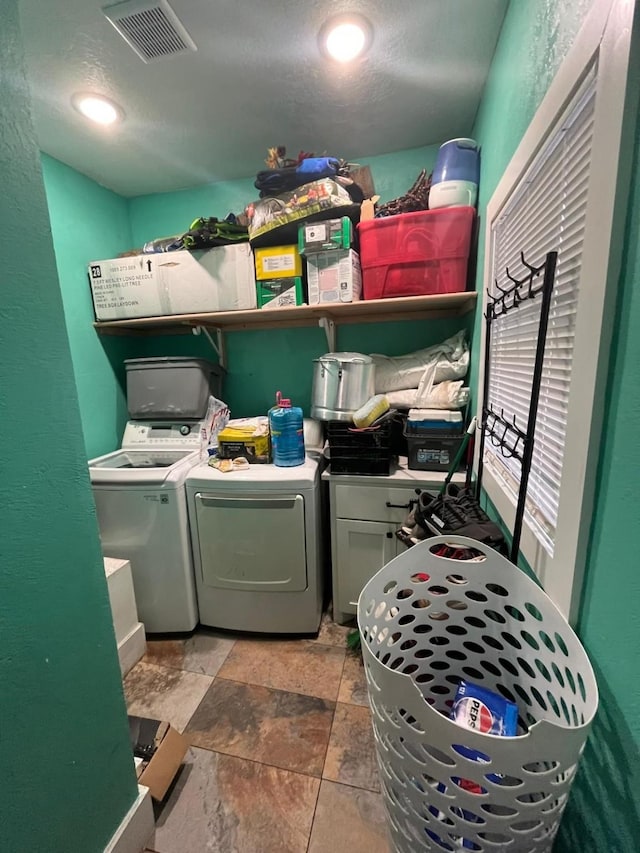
[334,484,420,523]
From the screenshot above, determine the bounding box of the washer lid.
[186,456,319,490]
[89,448,199,485]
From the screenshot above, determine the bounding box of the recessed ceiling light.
[72,93,123,125]
[321,15,372,63]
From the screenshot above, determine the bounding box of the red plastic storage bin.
[358,206,475,299]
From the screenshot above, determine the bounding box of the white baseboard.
[119,622,146,676]
[104,784,154,853]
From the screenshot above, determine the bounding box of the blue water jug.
[269,391,305,467]
[430,138,480,209]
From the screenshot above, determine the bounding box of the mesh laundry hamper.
[357,535,597,853]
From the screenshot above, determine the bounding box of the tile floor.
[126,612,390,853]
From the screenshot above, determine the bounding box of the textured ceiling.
[19,0,507,197]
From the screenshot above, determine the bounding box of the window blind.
[485,66,597,556]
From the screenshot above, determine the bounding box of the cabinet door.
[336,519,397,616]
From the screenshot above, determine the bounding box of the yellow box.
[254,245,302,280]
[217,420,271,463]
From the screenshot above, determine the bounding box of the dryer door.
[194,492,308,592]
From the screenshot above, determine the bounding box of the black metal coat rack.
[476,250,558,564]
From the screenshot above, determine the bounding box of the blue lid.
[432,138,480,185]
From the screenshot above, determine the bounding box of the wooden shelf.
[94,292,477,336]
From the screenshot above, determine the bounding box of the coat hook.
[520,251,541,275]
[505,266,520,286]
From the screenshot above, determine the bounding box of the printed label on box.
[417,449,450,465]
[263,255,296,273]
[305,224,326,243]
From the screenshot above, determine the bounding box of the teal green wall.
[0,1,138,851]
[470,2,640,849]
[128,142,465,417]
[41,154,134,458]
[560,64,640,853]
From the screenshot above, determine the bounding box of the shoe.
[397,484,507,554]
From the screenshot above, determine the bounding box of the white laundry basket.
[357,535,597,853]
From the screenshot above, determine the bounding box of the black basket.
[328,420,393,475]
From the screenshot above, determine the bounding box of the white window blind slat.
[485,69,597,556]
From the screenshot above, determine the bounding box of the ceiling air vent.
[103,0,197,63]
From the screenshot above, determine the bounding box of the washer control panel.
[121,420,203,449]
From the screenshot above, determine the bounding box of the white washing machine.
[186,456,323,633]
[89,420,203,633]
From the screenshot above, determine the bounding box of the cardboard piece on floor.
[129,716,188,801]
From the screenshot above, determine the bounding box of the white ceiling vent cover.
[103,0,197,63]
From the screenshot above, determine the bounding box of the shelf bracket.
[192,325,226,371]
[318,317,337,352]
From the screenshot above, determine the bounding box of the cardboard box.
[298,217,353,255]
[257,277,304,309]
[88,244,256,321]
[254,245,302,279]
[217,418,271,463]
[349,165,376,199]
[307,249,362,305]
[129,716,188,801]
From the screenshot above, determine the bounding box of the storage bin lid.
[313,352,373,364]
[408,408,462,422]
[125,357,223,374]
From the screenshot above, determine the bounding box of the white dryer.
[186,457,323,633]
[89,420,203,633]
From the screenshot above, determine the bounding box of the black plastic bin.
[404,425,464,472]
[328,420,393,475]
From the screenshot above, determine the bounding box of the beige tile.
[312,609,352,648]
[151,747,319,853]
[338,651,370,707]
[143,630,235,676]
[324,702,380,792]
[124,661,212,733]
[185,678,334,776]
[308,780,390,853]
[218,638,345,701]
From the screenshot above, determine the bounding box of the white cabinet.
[335,519,400,613]
[324,460,464,624]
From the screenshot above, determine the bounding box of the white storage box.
[307,249,362,305]
[89,245,256,321]
[104,557,145,676]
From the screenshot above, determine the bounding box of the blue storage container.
[269,391,305,467]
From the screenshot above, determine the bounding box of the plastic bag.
[385,381,470,410]
[371,331,469,393]
[199,396,230,461]
[246,178,354,241]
